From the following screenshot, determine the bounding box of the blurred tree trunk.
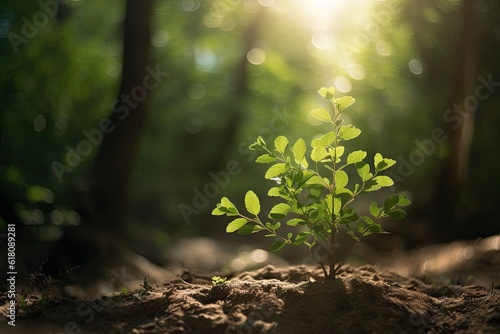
[90,0,153,233]
[54,0,155,281]
[433,0,477,240]
[62,0,155,269]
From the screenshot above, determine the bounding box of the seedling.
[213,87,410,279]
[211,276,227,285]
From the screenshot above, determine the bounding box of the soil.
[2,264,500,334]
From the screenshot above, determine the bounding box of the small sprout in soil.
[120,287,129,295]
[211,276,227,285]
[213,87,411,280]
[18,295,28,312]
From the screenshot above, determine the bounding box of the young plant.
[212,87,410,279]
[211,276,227,285]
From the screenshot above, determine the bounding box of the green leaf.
[310,108,332,123]
[338,210,359,224]
[374,153,383,170]
[311,132,336,148]
[268,187,281,197]
[265,163,287,179]
[292,138,307,166]
[305,175,326,187]
[266,222,281,231]
[274,136,289,154]
[363,180,381,192]
[386,209,407,220]
[335,96,356,111]
[269,240,287,252]
[237,224,262,235]
[397,194,411,206]
[381,158,396,171]
[318,87,335,101]
[292,170,304,186]
[374,153,396,171]
[338,125,361,141]
[211,206,226,216]
[346,230,359,241]
[357,221,366,233]
[347,150,367,164]
[226,218,249,233]
[255,154,276,164]
[217,197,239,216]
[374,175,394,187]
[324,194,333,213]
[307,206,319,220]
[336,187,353,196]
[367,224,382,233]
[293,232,310,246]
[269,203,291,219]
[245,191,260,215]
[311,147,328,162]
[334,170,348,189]
[286,218,306,226]
[384,195,400,211]
[323,132,337,145]
[369,201,379,217]
[249,143,261,151]
[362,215,374,225]
[323,177,331,187]
[355,162,372,181]
[311,138,322,148]
[331,146,345,160]
[307,187,323,201]
[333,196,342,215]
[249,136,266,150]
[221,197,235,208]
[297,171,316,187]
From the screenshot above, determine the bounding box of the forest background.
[1,0,499,285]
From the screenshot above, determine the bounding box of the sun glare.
[292,0,352,26]
[288,0,372,52]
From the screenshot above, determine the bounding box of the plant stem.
[328,102,340,279]
[318,261,328,278]
[328,227,337,279]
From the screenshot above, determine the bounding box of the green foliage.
[0,0,119,232]
[213,87,411,279]
[211,276,227,285]
[18,295,28,312]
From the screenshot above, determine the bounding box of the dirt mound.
[2,265,499,334]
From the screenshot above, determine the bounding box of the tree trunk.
[52,0,156,281]
[88,0,154,246]
[434,0,477,240]
[69,0,153,264]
